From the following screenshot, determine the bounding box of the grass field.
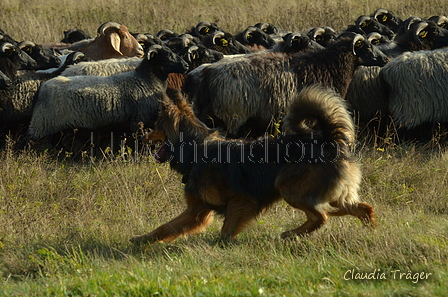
[1,0,448,296]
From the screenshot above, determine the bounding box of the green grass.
[1,142,447,296]
[1,0,448,295]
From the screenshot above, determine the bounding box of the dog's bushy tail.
[283,84,355,150]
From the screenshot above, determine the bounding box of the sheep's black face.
[6,47,38,70]
[147,45,189,75]
[418,22,448,49]
[354,39,389,67]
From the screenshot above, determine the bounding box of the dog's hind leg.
[329,201,377,227]
[280,205,328,239]
[220,197,259,241]
[130,197,214,245]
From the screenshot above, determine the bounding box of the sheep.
[307,26,339,47]
[0,42,37,76]
[235,26,277,51]
[17,40,61,70]
[186,21,221,39]
[75,22,144,61]
[0,51,91,131]
[374,19,448,58]
[379,47,448,138]
[201,31,251,55]
[270,32,324,54]
[371,8,403,33]
[191,33,389,138]
[26,45,189,142]
[61,28,91,44]
[344,15,395,39]
[156,29,179,42]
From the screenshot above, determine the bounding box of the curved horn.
[413,21,429,45]
[181,34,195,48]
[243,26,258,43]
[146,44,163,59]
[286,32,305,47]
[352,34,365,55]
[0,42,14,52]
[403,16,422,33]
[212,31,225,45]
[195,21,212,36]
[373,8,389,19]
[97,22,122,36]
[355,15,373,30]
[432,15,448,28]
[366,32,382,44]
[18,40,36,49]
[309,27,325,41]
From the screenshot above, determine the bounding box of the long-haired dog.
[130,85,376,244]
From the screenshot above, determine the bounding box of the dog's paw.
[130,233,154,245]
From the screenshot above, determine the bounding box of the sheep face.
[19,42,61,70]
[415,21,448,50]
[353,38,389,67]
[79,22,144,60]
[0,42,37,70]
[146,45,189,76]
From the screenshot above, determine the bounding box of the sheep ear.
[108,32,123,55]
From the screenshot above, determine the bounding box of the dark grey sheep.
[191,34,389,138]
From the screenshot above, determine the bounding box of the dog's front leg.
[130,204,214,245]
[220,196,259,241]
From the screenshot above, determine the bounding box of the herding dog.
[130,85,376,244]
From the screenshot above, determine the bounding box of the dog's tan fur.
[132,86,376,244]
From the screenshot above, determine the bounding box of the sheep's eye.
[361,22,367,28]
[355,40,363,48]
[200,27,209,35]
[24,47,31,52]
[419,30,428,39]
[246,33,252,39]
[382,15,388,22]
[441,23,447,28]
[372,39,380,45]
[221,39,228,46]
[192,53,198,60]
[316,36,322,42]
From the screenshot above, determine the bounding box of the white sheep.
[26,45,188,141]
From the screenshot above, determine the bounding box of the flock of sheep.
[1,8,448,155]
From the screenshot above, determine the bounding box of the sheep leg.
[329,202,377,227]
[281,207,328,239]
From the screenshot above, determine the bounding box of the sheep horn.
[373,8,390,19]
[413,21,429,45]
[352,34,365,55]
[146,44,163,59]
[243,26,258,43]
[432,16,448,28]
[212,31,225,45]
[0,42,14,52]
[18,40,36,49]
[181,34,195,48]
[98,22,122,36]
[309,27,325,41]
[285,32,305,47]
[195,21,212,36]
[355,15,372,31]
[366,32,382,44]
[403,16,422,33]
